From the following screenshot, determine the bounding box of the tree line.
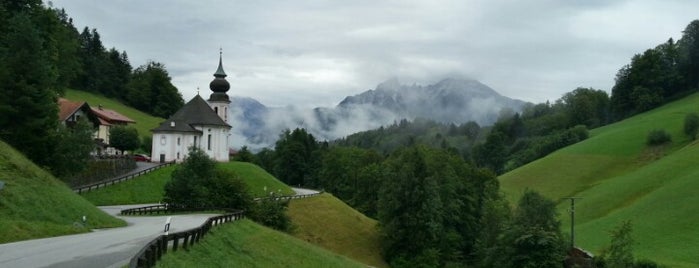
[0,1,182,178]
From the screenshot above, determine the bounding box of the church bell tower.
[208,49,231,123]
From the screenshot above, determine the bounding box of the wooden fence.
[73,162,175,194]
[254,192,322,202]
[128,210,244,268]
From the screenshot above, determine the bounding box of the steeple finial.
[197,87,200,95]
[214,48,226,78]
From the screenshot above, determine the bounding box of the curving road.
[0,204,218,268]
[0,188,320,268]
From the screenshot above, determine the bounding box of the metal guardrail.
[124,191,323,268]
[73,162,175,194]
[128,210,245,268]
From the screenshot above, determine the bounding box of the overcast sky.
[50,0,699,108]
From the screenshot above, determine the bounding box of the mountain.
[228,78,527,150]
[338,78,526,125]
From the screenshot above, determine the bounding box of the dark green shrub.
[646,129,672,146]
[683,113,699,140]
[249,193,292,232]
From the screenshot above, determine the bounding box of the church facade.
[150,53,232,162]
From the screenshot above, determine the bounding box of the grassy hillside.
[64,89,164,138]
[287,193,388,268]
[156,219,365,268]
[0,140,125,243]
[82,161,294,205]
[499,92,699,267]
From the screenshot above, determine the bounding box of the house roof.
[57,98,100,127]
[58,98,86,121]
[152,95,230,133]
[91,106,135,124]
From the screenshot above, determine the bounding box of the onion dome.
[209,50,230,102]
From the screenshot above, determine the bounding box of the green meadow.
[82,161,294,205]
[500,92,699,267]
[287,193,388,268]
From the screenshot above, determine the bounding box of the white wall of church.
[151,127,229,163]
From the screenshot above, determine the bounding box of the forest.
[0,1,183,177]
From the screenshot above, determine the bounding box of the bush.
[646,129,672,146]
[163,147,252,210]
[248,193,292,232]
[684,113,699,140]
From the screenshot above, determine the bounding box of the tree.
[472,131,507,174]
[126,61,183,118]
[562,87,610,128]
[684,113,699,140]
[163,147,252,209]
[678,20,699,89]
[273,128,320,186]
[233,146,255,162]
[0,12,59,167]
[496,190,566,268]
[378,147,443,267]
[50,118,95,178]
[108,126,140,153]
[607,220,634,268]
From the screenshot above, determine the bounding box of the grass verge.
[0,140,125,243]
[156,219,366,268]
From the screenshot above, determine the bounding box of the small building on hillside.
[91,105,136,146]
[57,98,136,155]
[150,52,232,163]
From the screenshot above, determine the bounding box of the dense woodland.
[0,1,183,178]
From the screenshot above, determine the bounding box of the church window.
[160,136,166,145]
[194,136,198,146]
[214,107,218,113]
[177,152,180,159]
[208,134,212,150]
[177,137,180,145]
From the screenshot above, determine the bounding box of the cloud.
[51,0,699,107]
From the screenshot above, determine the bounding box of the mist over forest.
[227,78,527,150]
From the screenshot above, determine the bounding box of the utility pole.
[566,197,582,249]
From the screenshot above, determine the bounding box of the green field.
[217,161,295,197]
[82,161,294,205]
[0,140,125,243]
[81,165,176,205]
[499,92,699,267]
[64,89,164,139]
[287,193,388,268]
[156,219,366,268]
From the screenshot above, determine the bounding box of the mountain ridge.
[228,78,527,150]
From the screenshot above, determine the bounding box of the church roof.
[152,95,230,133]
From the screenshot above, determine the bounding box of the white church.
[151,52,232,162]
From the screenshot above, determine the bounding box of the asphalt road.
[0,204,218,268]
[0,187,320,268]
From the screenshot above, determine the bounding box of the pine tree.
[0,11,59,167]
